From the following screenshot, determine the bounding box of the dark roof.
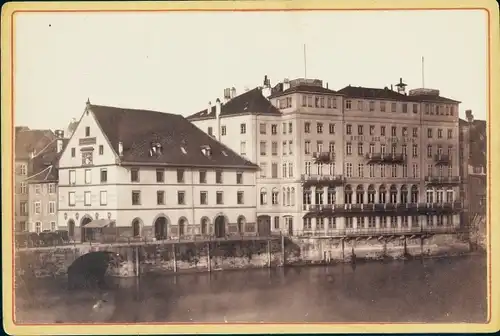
[15,129,56,160]
[469,119,487,168]
[186,87,280,120]
[26,139,69,183]
[269,83,338,99]
[89,104,258,169]
[337,85,460,103]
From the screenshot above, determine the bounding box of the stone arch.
[379,184,387,204]
[200,216,210,235]
[67,251,121,289]
[400,184,409,203]
[131,217,143,237]
[153,214,169,240]
[80,215,93,243]
[389,184,398,203]
[213,214,229,238]
[67,219,76,239]
[178,217,188,237]
[237,215,246,234]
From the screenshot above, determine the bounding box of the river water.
[15,255,487,324]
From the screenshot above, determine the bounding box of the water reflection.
[15,255,487,324]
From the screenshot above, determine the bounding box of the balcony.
[425,176,461,186]
[303,201,463,217]
[434,154,451,165]
[301,174,345,187]
[365,153,406,164]
[312,151,335,163]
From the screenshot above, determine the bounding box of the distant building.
[188,75,463,235]
[14,128,56,232]
[25,130,68,232]
[57,101,259,242]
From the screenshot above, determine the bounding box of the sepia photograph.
[2,0,499,334]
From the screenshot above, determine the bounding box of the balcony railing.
[312,151,335,163]
[301,174,345,187]
[365,153,406,164]
[293,226,469,238]
[434,154,452,165]
[303,201,463,215]
[425,176,462,185]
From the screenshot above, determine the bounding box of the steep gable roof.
[26,139,69,183]
[89,104,258,169]
[187,87,281,120]
[15,129,56,160]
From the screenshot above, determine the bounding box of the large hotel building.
[188,76,462,235]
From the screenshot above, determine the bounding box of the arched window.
[344,185,353,204]
[260,188,267,205]
[356,185,364,204]
[237,216,246,233]
[286,187,291,206]
[302,187,311,205]
[367,185,376,204]
[400,185,408,204]
[272,188,279,205]
[389,184,398,204]
[426,187,434,203]
[411,185,419,203]
[200,217,209,235]
[291,187,296,206]
[379,184,387,204]
[327,187,336,204]
[178,217,187,236]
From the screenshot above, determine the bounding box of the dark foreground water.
[15,255,487,324]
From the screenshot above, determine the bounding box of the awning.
[84,219,115,228]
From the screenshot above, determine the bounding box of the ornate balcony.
[302,201,463,217]
[312,151,335,163]
[434,154,451,165]
[301,174,345,187]
[425,176,461,186]
[365,153,406,164]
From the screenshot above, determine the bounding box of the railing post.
[173,243,177,273]
[207,241,211,272]
[281,233,286,267]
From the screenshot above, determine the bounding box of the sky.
[14,9,488,130]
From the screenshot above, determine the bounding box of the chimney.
[223,88,231,103]
[391,84,394,91]
[231,87,236,99]
[466,110,474,123]
[57,139,63,153]
[261,75,272,98]
[326,82,329,89]
[207,101,212,115]
[118,141,123,156]
[282,78,290,91]
[30,150,36,159]
[215,98,222,118]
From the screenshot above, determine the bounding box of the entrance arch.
[257,215,271,236]
[178,217,187,237]
[200,217,209,235]
[80,216,92,243]
[131,218,142,237]
[237,216,246,234]
[67,219,76,239]
[153,216,168,240]
[214,215,227,238]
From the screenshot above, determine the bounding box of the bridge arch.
[67,251,121,289]
[213,213,229,238]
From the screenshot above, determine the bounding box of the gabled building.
[25,130,68,232]
[14,128,56,232]
[57,101,259,242]
[188,75,463,235]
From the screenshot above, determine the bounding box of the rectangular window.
[346,142,352,156]
[345,100,352,109]
[177,191,185,205]
[216,191,224,205]
[413,128,418,137]
[413,104,418,113]
[391,126,397,136]
[48,201,55,214]
[260,141,267,156]
[317,123,323,134]
[260,123,266,134]
[369,125,375,135]
[155,169,164,183]
[304,122,311,133]
[100,169,107,183]
[282,141,287,156]
[99,145,104,155]
[34,201,41,214]
[216,170,223,184]
[208,127,213,136]
[157,191,165,205]
[438,129,443,139]
[402,103,408,113]
[329,123,335,134]
[71,148,76,157]
[69,170,76,184]
[240,123,246,134]
[391,102,397,112]
[51,222,56,231]
[100,191,107,205]
[447,129,453,139]
[177,169,185,183]
[358,125,364,135]
[200,191,208,205]
[304,141,311,154]
[381,126,386,136]
[357,143,364,156]
[85,169,92,184]
[272,163,278,178]
[221,126,227,136]
[346,124,352,135]
[237,191,244,205]
[84,191,91,206]
[271,124,277,135]
[289,122,293,134]
[199,170,207,183]
[19,201,28,216]
[35,222,41,234]
[240,141,246,156]
[131,168,139,182]
[427,128,433,138]
[271,142,278,156]
[68,192,75,206]
[85,126,90,137]
[35,184,41,194]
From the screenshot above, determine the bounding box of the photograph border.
[2,0,499,334]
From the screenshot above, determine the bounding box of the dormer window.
[149,142,163,157]
[201,145,212,157]
[180,147,187,154]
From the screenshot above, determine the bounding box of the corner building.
[189,76,463,235]
[57,102,258,242]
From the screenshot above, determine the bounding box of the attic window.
[221,150,228,156]
[180,146,187,155]
[149,142,163,157]
[201,145,212,157]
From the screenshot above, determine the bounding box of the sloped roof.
[269,83,338,99]
[15,129,56,160]
[337,85,460,103]
[186,87,281,120]
[89,104,258,169]
[26,138,69,183]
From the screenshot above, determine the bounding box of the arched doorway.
[132,218,142,237]
[200,217,209,235]
[178,218,186,237]
[257,215,271,236]
[237,216,246,235]
[80,216,92,243]
[67,219,75,240]
[154,216,168,240]
[214,215,226,238]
